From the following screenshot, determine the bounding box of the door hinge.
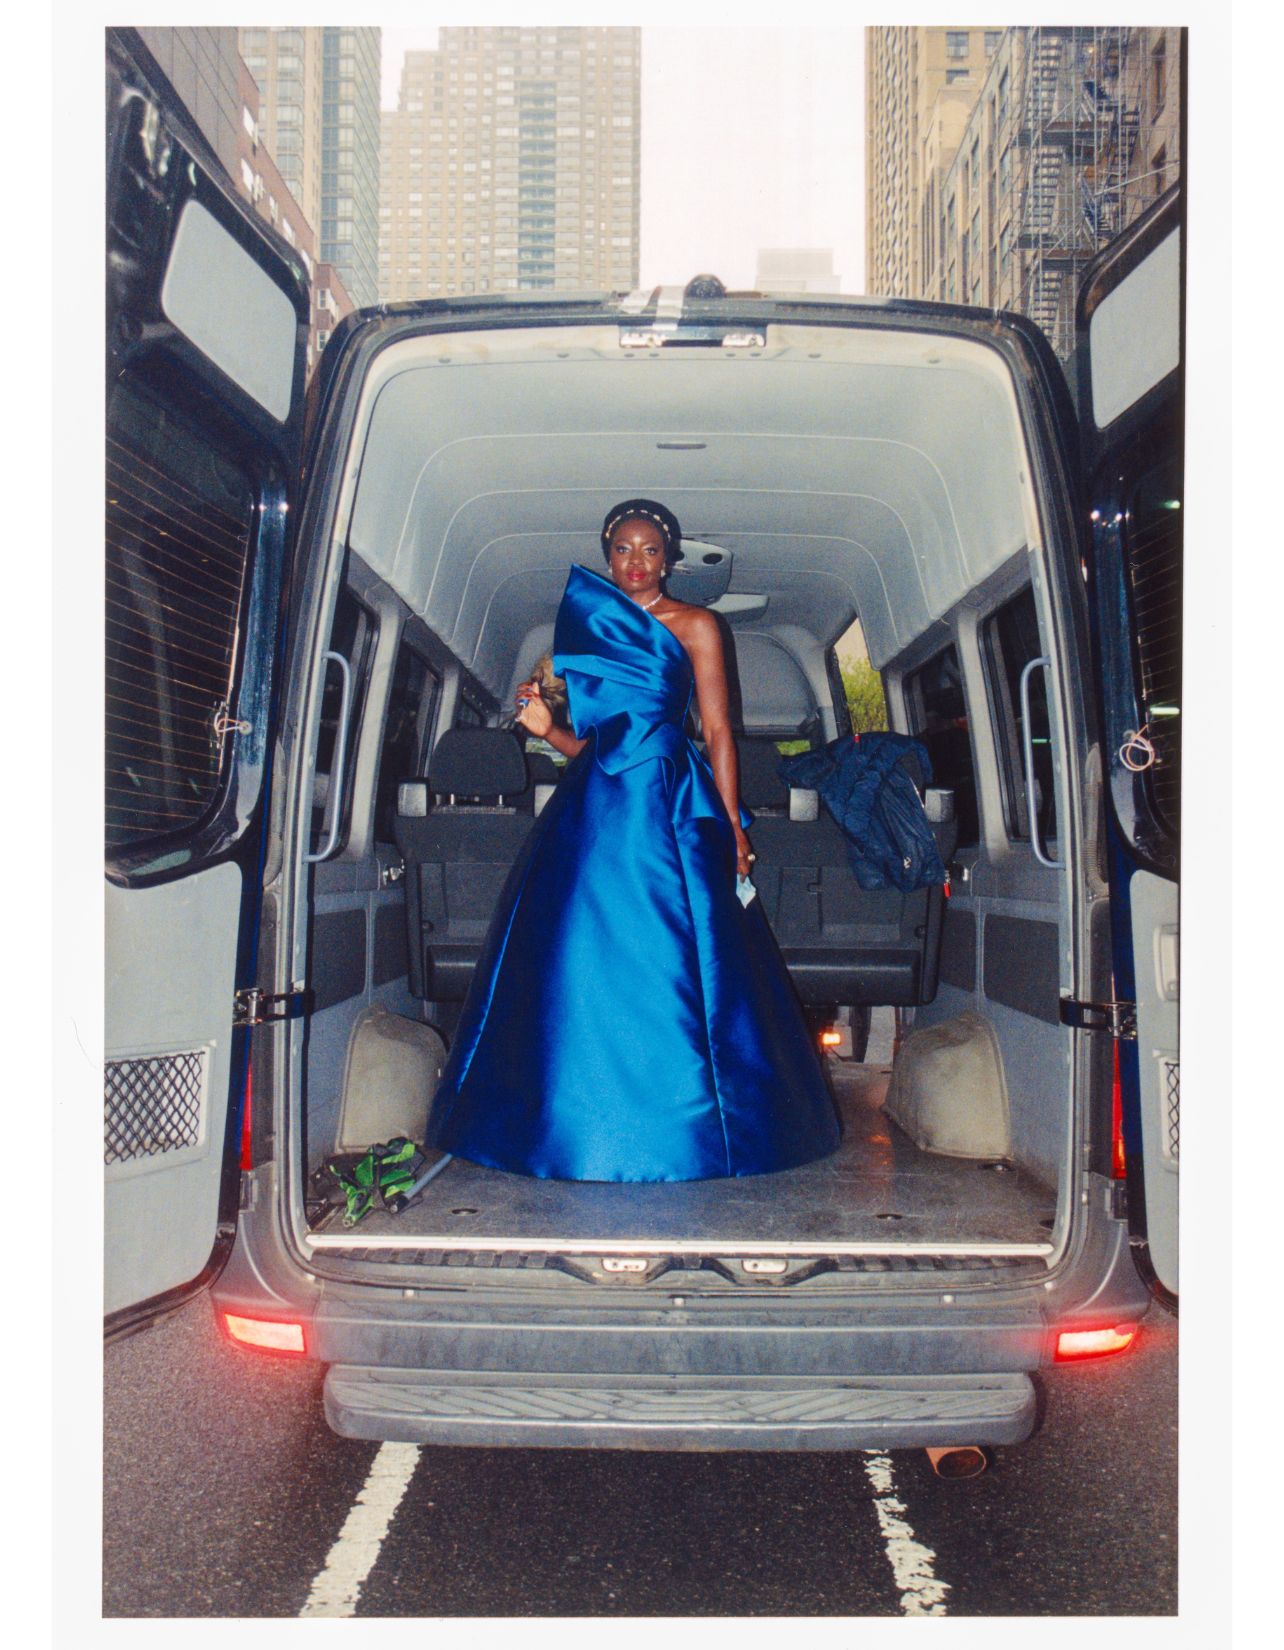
[1059,996,1137,1039]
[233,986,314,1027]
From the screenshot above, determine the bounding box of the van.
[104,30,1180,1450]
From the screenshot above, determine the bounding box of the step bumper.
[323,1367,1038,1450]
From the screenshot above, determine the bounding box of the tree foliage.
[839,654,888,733]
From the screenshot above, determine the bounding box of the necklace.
[640,591,663,612]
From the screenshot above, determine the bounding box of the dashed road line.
[299,1442,421,1618]
[862,1452,951,1616]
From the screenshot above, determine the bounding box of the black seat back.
[395,727,534,1001]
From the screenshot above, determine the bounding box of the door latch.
[1059,996,1137,1039]
[233,986,314,1027]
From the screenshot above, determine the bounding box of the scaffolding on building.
[999,26,1175,360]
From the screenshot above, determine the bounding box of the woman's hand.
[514,680,553,739]
[734,826,755,879]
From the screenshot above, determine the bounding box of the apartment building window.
[969,141,980,193]
[998,69,1010,125]
[946,31,969,60]
[1153,145,1167,197]
[946,70,969,85]
[985,31,1002,57]
[1152,37,1168,111]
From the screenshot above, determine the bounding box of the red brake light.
[223,1313,306,1354]
[240,1061,254,1172]
[1111,1040,1126,1179]
[1055,1324,1138,1361]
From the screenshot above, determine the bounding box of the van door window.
[1121,457,1182,839]
[456,694,485,728]
[105,379,255,852]
[374,642,440,842]
[311,588,376,855]
[904,646,979,850]
[984,587,1058,850]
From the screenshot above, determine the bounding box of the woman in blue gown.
[425,499,841,1182]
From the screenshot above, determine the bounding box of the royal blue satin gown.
[426,563,842,1182]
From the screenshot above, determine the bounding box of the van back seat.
[738,736,956,1008]
[395,727,537,1002]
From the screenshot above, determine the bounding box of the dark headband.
[600,498,683,560]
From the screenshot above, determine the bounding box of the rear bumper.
[324,1366,1038,1450]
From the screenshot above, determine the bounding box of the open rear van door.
[104,31,310,1335]
[1074,181,1183,1307]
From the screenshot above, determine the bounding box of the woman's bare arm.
[681,612,753,876]
[514,681,587,758]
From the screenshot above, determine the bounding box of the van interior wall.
[298,320,1069,1218]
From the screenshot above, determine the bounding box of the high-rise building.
[240,26,381,310]
[237,26,325,232]
[379,25,641,302]
[754,248,842,295]
[322,27,382,308]
[865,27,1002,302]
[866,26,1183,360]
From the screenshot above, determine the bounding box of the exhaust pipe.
[925,1445,988,1479]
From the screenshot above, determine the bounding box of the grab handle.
[306,649,353,864]
[1019,656,1060,870]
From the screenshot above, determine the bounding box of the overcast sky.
[380,24,866,294]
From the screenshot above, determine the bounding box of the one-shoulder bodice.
[552,563,749,828]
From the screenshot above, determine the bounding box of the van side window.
[374,641,440,842]
[311,587,376,855]
[105,380,256,852]
[984,586,1057,849]
[456,694,485,728]
[904,646,979,850]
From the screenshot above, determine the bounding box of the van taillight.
[240,1063,253,1171]
[1055,1324,1137,1361]
[1111,1041,1126,1179]
[222,1313,306,1354]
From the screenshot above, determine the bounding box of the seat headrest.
[428,727,527,798]
[735,737,790,809]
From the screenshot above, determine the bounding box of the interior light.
[223,1313,306,1354]
[820,1029,843,1047]
[1055,1324,1137,1361]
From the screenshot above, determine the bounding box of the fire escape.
[1010,26,1142,358]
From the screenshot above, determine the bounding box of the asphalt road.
[102,1293,1177,1620]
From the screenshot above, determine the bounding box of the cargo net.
[1161,1056,1179,1164]
[105,1050,207,1165]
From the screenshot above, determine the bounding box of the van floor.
[317,1065,1056,1251]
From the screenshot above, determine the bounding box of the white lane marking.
[299,1441,421,1618]
[862,1452,951,1616]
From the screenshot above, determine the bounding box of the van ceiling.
[344,322,1034,688]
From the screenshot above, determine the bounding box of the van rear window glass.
[1124,458,1182,839]
[105,381,255,851]
[984,587,1058,848]
[904,646,979,849]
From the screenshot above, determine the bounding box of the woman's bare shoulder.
[662,600,719,644]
